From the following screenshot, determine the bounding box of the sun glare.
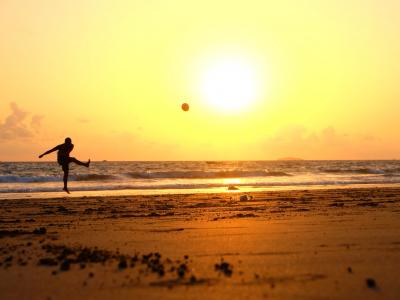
[200,57,260,113]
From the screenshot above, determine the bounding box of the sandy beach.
[0,187,399,299]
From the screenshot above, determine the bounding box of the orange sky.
[1,0,400,161]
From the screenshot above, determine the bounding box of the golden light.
[199,57,260,113]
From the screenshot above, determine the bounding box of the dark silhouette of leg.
[62,164,70,194]
[69,157,90,167]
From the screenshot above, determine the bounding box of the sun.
[199,57,260,113]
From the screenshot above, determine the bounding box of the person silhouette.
[38,137,90,193]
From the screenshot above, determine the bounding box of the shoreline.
[2,182,400,200]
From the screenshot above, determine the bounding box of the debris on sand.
[0,230,27,238]
[215,260,233,277]
[142,253,165,277]
[149,277,214,287]
[177,263,188,278]
[0,227,47,238]
[366,278,377,288]
[358,202,379,207]
[329,202,345,207]
[118,258,128,270]
[30,244,197,281]
[228,185,239,190]
[38,258,58,266]
[60,259,71,271]
[234,213,257,218]
[240,195,253,201]
[33,227,47,235]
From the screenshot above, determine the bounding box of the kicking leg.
[69,157,90,167]
[62,164,70,194]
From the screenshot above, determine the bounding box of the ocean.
[1,160,400,198]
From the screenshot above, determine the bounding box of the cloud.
[0,102,43,140]
[30,115,44,132]
[263,125,378,159]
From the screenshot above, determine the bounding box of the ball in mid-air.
[181,103,189,112]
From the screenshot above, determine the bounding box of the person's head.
[65,137,72,144]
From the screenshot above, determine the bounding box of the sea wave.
[2,178,400,194]
[319,168,386,175]
[124,170,291,179]
[0,170,291,183]
[74,174,118,181]
[0,175,61,183]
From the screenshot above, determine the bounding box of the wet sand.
[1,187,400,299]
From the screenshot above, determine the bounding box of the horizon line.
[2,159,400,163]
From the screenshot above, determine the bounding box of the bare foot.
[86,159,91,168]
[63,187,70,194]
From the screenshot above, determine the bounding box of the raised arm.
[38,145,60,158]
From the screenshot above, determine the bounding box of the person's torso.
[57,143,73,159]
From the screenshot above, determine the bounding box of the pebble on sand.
[215,261,233,277]
[366,278,377,288]
[228,185,239,190]
[240,195,253,201]
[33,227,47,235]
[60,260,70,271]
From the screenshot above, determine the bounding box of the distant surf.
[1,160,400,195]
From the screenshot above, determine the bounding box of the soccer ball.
[181,103,189,112]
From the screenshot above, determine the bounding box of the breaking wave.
[74,174,118,181]
[320,168,386,175]
[0,175,61,183]
[2,161,400,196]
[124,170,291,179]
[2,178,400,194]
[0,170,291,183]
